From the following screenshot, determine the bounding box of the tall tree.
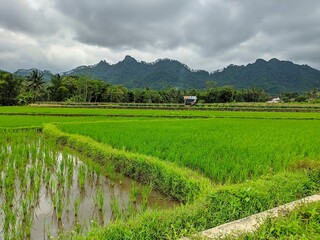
[0,71,22,105]
[48,74,65,101]
[27,69,45,102]
[102,85,128,102]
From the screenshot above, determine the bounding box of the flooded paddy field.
[0,130,177,239]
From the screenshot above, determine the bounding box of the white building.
[184,96,197,105]
[267,97,281,103]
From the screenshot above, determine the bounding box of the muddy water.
[31,157,176,239]
[0,143,178,240]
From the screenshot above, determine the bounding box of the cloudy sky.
[0,0,320,73]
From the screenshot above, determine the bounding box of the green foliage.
[102,85,128,102]
[47,74,66,101]
[17,91,33,105]
[205,85,236,103]
[0,70,22,105]
[26,69,46,102]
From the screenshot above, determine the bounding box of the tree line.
[1,69,319,106]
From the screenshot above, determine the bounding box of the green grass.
[59,118,320,183]
[242,201,320,239]
[2,106,320,119]
[0,115,150,128]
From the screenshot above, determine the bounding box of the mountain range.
[12,56,320,94]
[14,69,54,82]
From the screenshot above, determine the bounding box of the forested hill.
[213,58,320,94]
[61,55,211,90]
[14,69,53,82]
[13,56,320,94]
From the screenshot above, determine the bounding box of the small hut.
[267,97,281,103]
[184,96,197,105]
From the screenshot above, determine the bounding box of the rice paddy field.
[0,104,319,239]
[3,105,320,119]
[59,118,320,183]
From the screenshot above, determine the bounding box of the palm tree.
[27,69,45,102]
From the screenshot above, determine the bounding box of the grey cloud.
[0,0,320,72]
[0,0,62,36]
[54,0,191,49]
[55,0,320,56]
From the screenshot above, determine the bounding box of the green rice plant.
[56,198,63,221]
[118,172,124,185]
[50,177,57,195]
[9,211,17,231]
[105,162,114,177]
[34,175,41,200]
[24,215,32,238]
[74,197,80,218]
[44,173,51,189]
[51,191,58,210]
[4,172,14,189]
[109,170,116,186]
[3,217,10,237]
[28,167,36,187]
[15,225,24,240]
[94,189,104,212]
[78,164,86,190]
[110,196,122,221]
[21,199,29,219]
[59,160,65,176]
[66,159,74,185]
[125,201,139,220]
[129,181,139,203]
[141,184,153,206]
[4,186,14,208]
[57,169,65,188]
